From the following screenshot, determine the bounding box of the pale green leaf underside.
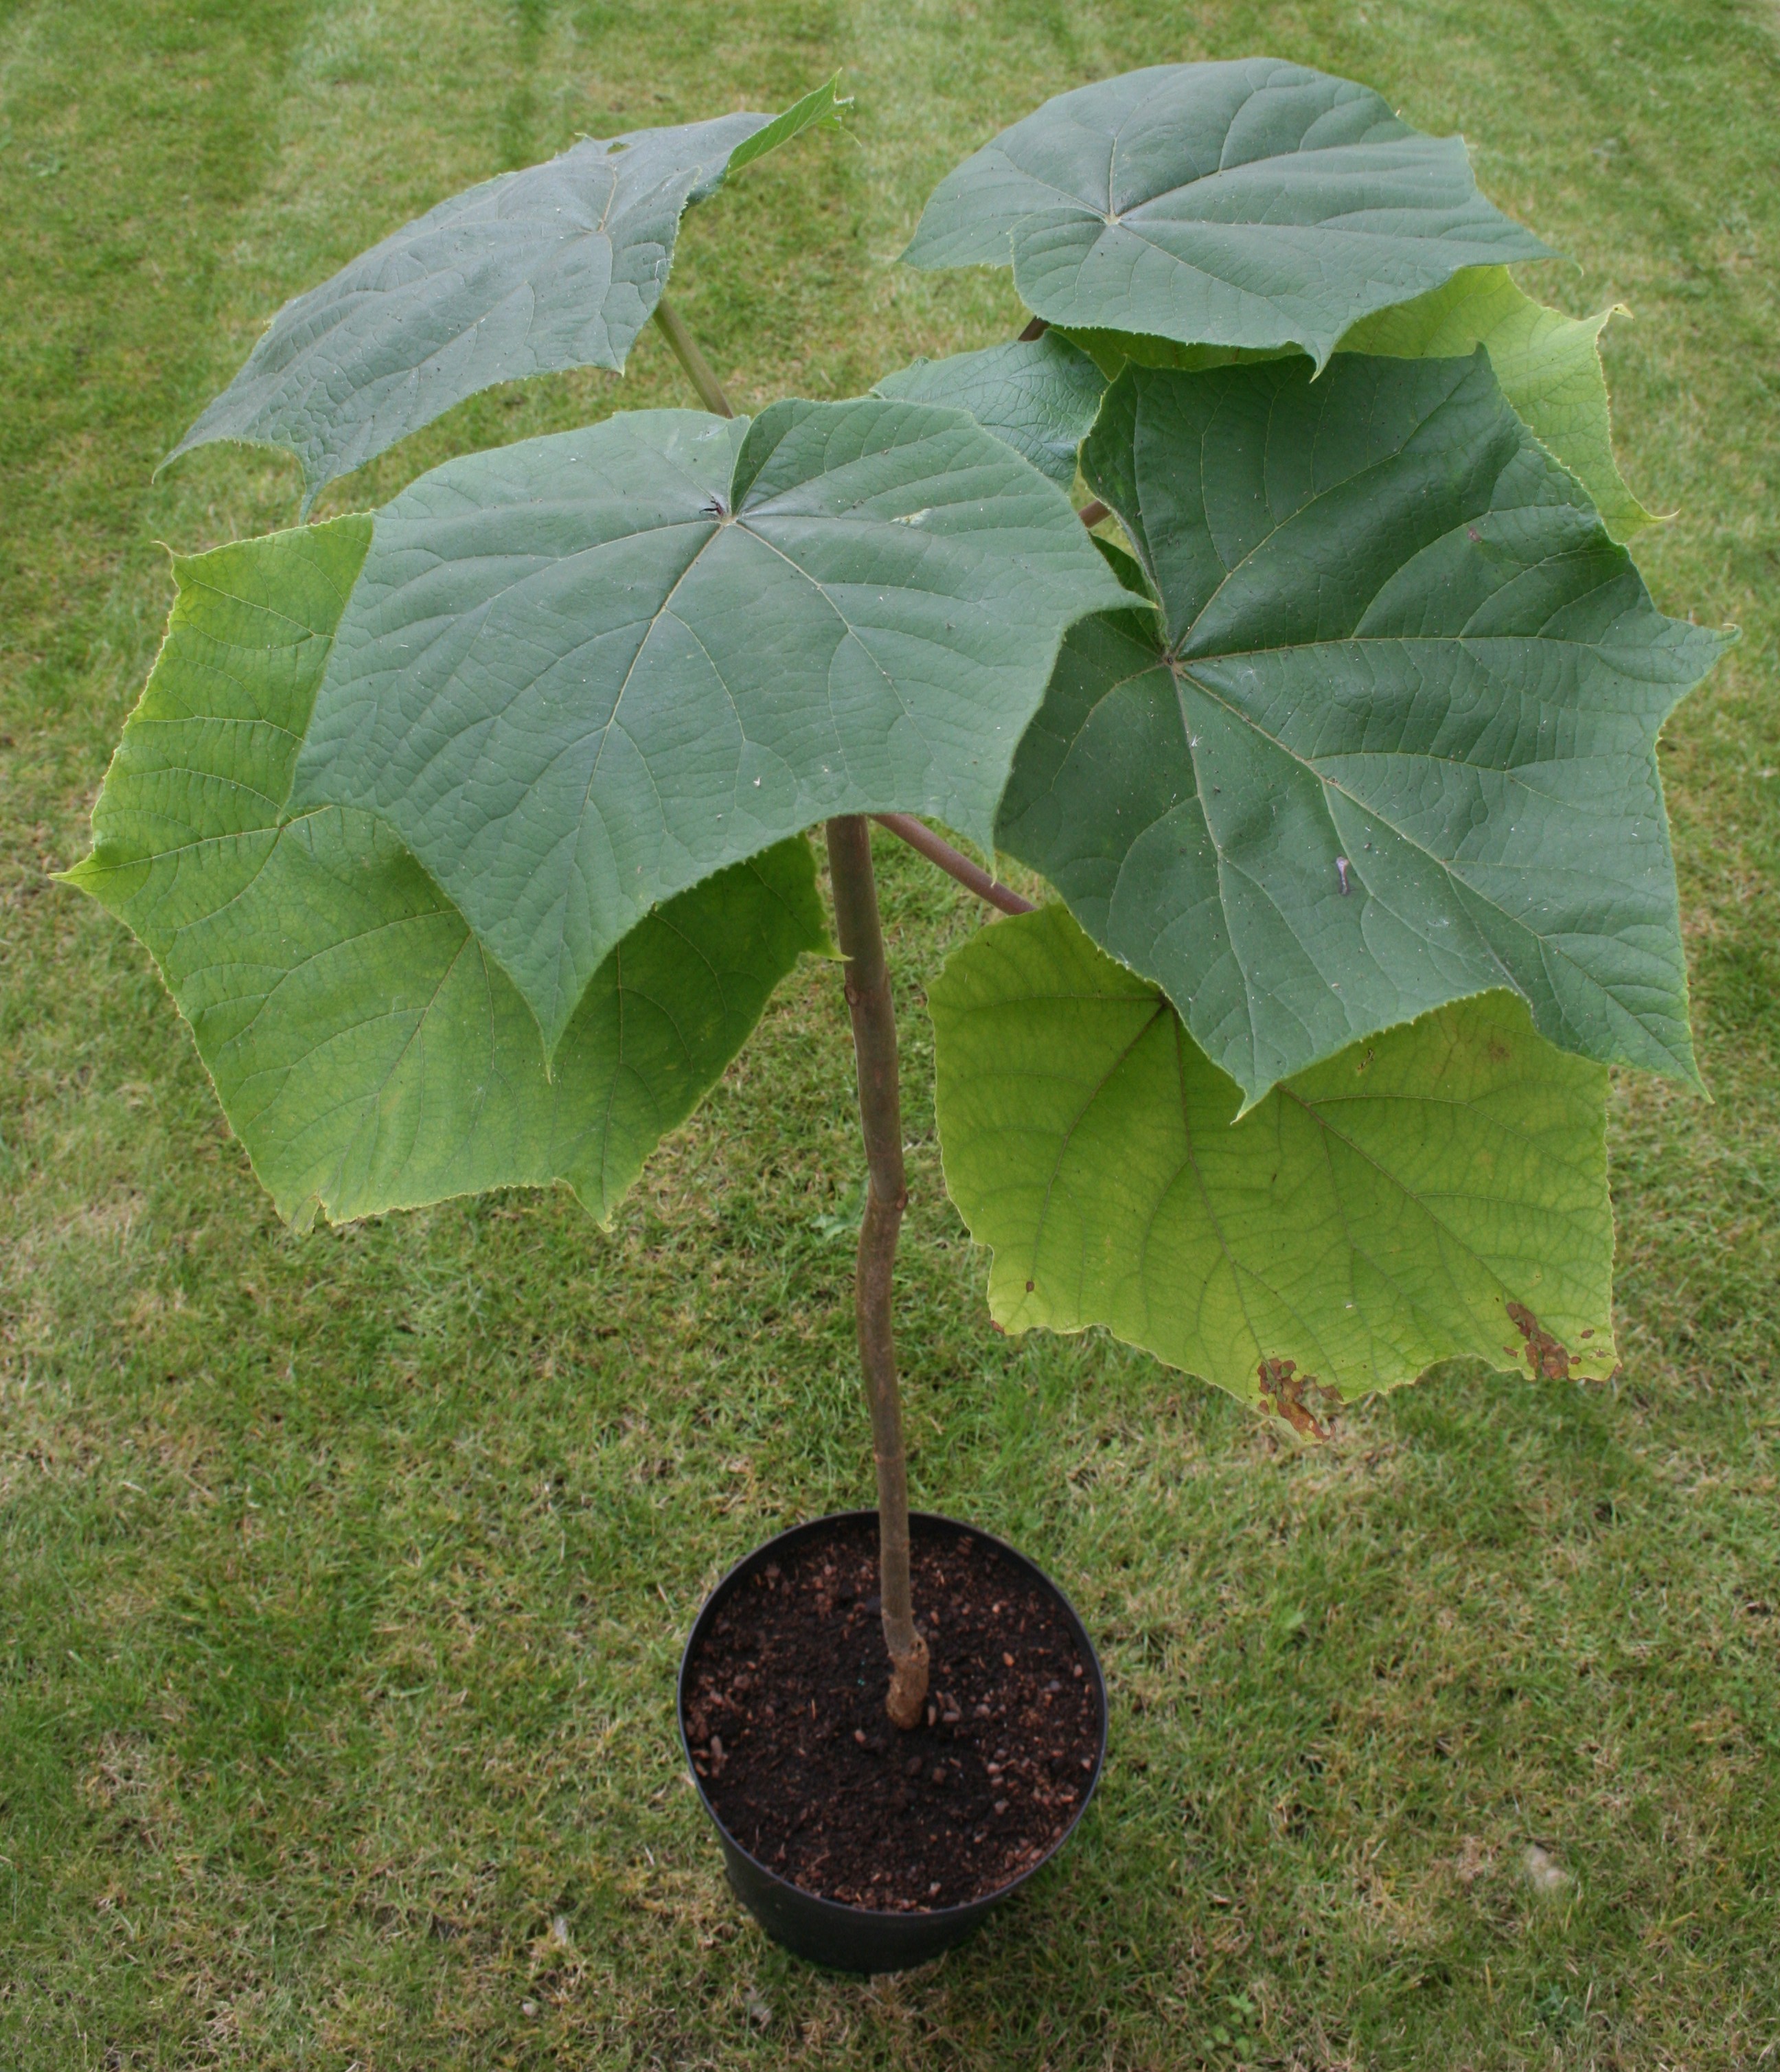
[998,351,1726,1108]
[931,904,1615,1406]
[64,521,824,1230]
[288,397,1128,1054]
[1066,266,1657,546]
[872,334,1106,486]
[1341,266,1658,543]
[903,59,1551,366]
[167,82,847,509]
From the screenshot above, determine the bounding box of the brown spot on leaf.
[1506,1302,1573,1380]
[1255,1357,1343,1441]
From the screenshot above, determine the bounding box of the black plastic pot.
[677,1508,1106,1974]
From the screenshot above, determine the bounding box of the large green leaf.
[903,60,1550,366]
[997,352,1726,1108]
[930,904,1616,1411]
[166,82,849,510]
[64,521,825,1230]
[872,334,1106,486]
[1062,266,1656,544]
[288,397,1127,1054]
[1339,266,1658,544]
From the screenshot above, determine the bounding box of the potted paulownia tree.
[67,60,1728,1972]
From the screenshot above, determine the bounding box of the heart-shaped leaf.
[904,60,1551,365]
[872,334,1106,486]
[167,81,849,509]
[64,521,825,1230]
[288,397,1128,1053]
[931,903,1615,1409]
[996,352,1727,1108]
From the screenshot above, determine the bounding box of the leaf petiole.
[652,297,735,418]
[871,815,1033,916]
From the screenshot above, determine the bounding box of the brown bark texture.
[824,816,930,1729]
[871,814,1034,915]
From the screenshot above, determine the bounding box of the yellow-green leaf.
[64,521,825,1230]
[1340,265,1659,543]
[931,904,1616,1409]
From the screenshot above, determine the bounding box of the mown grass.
[1,0,1777,2065]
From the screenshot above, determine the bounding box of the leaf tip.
[724,72,854,179]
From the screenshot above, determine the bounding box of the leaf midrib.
[1175,656,1650,1023]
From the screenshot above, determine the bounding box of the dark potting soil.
[682,1518,1101,1912]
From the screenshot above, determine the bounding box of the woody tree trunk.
[649,312,935,1729]
[825,815,930,1729]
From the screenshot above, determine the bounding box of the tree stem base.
[885,1629,931,1730]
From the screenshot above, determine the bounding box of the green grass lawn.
[2,1,1777,2064]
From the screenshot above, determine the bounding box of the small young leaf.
[725,73,852,176]
[873,334,1106,486]
[64,522,825,1229]
[167,88,846,509]
[904,60,1550,366]
[930,904,1615,1407]
[1338,265,1658,543]
[997,352,1728,1108]
[287,398,1127,1055]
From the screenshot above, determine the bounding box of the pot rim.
[676,1507,1107,1926]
